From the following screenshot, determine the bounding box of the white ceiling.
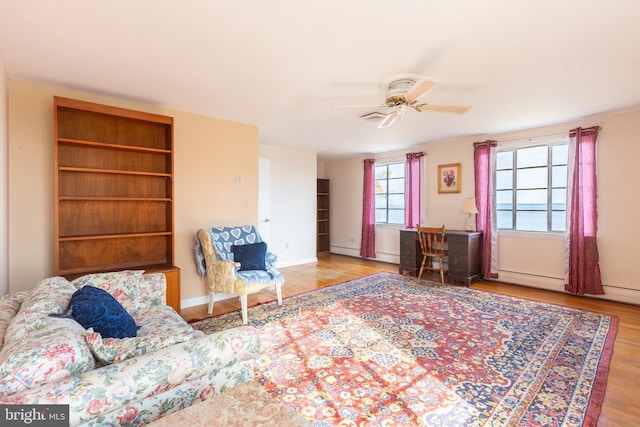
[1,1,640,159]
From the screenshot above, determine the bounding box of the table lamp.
[462,197,479,231]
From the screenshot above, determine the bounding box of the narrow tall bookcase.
[53,97,181,312]
[317,179,330,253]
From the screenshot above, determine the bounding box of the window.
[375,162,405,224]
[496,142,568,232]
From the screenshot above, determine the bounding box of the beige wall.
[0,53,7,295]
[7,80,259,304]
[325,109,640,305]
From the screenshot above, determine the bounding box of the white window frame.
[496,140,568,233]
[374,161,405,225]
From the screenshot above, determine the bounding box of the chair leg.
[240,295,248,325]
[439,258,445,284]
[207,292,215,314]
[418,256,427,279]
[276,283,283,306]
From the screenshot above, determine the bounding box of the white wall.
[0,52,7,295]
[325,109,640,305]
[259,144,317,267]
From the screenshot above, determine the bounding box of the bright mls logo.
[1,405,68,426]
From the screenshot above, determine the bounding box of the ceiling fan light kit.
[342,73,471,128]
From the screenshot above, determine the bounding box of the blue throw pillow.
[232,242,267,271]
[69,285,137,339]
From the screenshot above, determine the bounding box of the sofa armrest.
[138,272,167,307]
[0,326,260,426]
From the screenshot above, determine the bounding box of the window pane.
[388,163,405,178]
[496,170,513,190]
[497,190,513,210]
[551,189,566,210]
[516,211,547,231]
[388,194,404,209]
[388,178,404,193]
[375,166,387,179]
[497,210,513,229]
[517,146,547,168]
[388,209,404,224]
[552,211,566,232]
[497,151,513,169]
[517,167,547,189]
[374,161,405,224]
[552,165,567,187]
[552,144,568,165]
[517,189,547,210]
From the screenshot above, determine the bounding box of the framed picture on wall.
[438,163,461,193]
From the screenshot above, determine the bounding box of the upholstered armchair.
[195,225,284,324]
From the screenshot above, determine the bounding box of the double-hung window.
[375,162,405,224]
[496,142,568,232]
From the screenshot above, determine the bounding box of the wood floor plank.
[180,253,640,427]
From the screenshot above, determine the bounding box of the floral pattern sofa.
[0,271,260,426]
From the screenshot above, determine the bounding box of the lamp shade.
[462,197,479,214]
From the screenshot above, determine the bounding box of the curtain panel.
[405,152,425,229]
[473,140,499,279]
[360,159,376,258]
[565,126,604,295]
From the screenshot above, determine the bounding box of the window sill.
[498,230,565,241]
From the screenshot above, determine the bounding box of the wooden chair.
[417,225,447,283]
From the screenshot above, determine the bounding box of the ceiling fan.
[338,74,471,128]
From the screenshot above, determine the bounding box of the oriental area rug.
[191,272,617,426]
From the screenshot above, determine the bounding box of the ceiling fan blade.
[334,104,387,108]
[403,78,436,103]
[414,103,471,114]
[378,111,398,128]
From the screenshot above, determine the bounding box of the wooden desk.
[399,229,482,286]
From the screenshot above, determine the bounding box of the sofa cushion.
[0,317,95,397]
[71,270,144,313]
[4,277,77,346]
[69,286,138,339]
[85,330,197,365]
[232,242,267,271]
[0,292,27,352]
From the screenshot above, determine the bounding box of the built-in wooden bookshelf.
[317,179,330,253]
[53,97,181,312]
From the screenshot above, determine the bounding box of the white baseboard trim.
[330,246,400,265]
[277,257,318,268]
[495,271,640,306]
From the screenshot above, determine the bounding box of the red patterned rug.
[191,272,617,426]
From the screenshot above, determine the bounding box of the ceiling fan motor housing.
[385,79,416,106]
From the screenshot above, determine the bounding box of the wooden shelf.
[59,166,172,177]
[54,96,181,312]
[59,231,173,242]
[58,137,172,154]
[59,196,172,202]
[317,179,330,253]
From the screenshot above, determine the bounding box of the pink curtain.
[474,140,499,279]
[405,152,424,228]
[565,127,604,295]
[360,158,376,258]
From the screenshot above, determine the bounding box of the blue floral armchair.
[195,225,284,324]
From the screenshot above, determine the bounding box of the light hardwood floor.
[180,253,640,427]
